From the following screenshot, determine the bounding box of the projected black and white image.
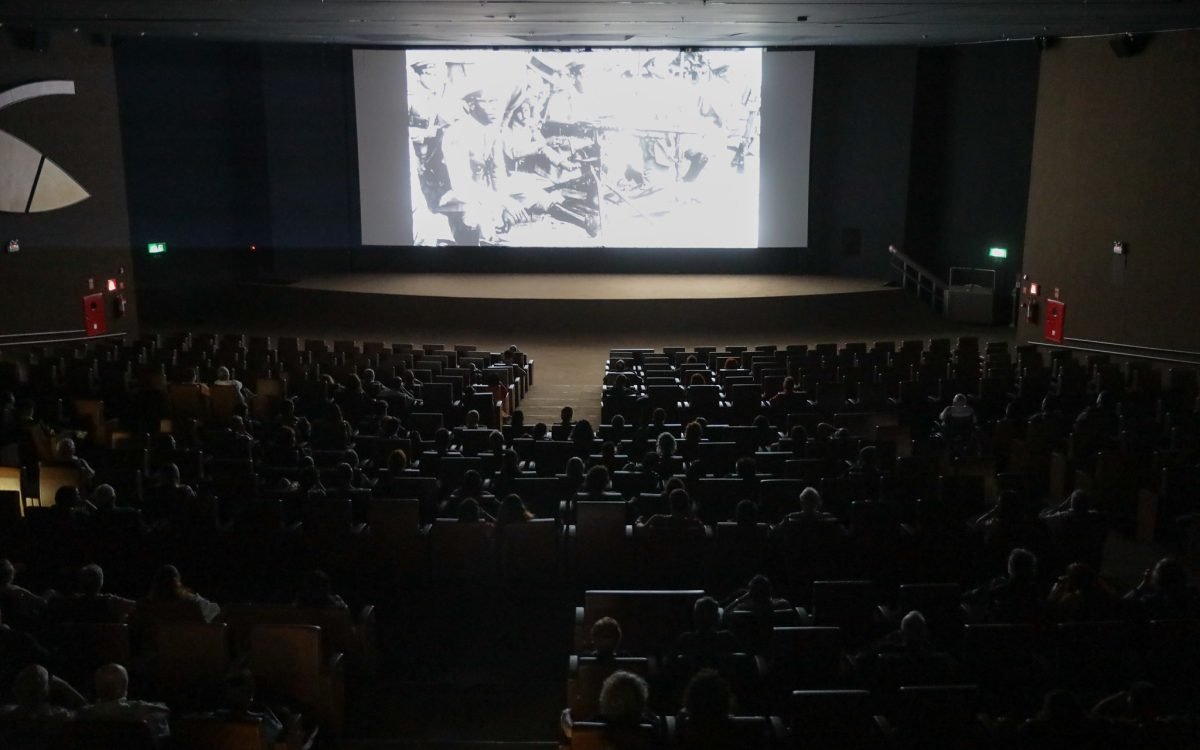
[406,49,762,247]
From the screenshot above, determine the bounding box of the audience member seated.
[455,497,494,524]
[853,610,947,682]
[129,565,220,646]
[45,564,135,627]
[552,407,575,442]
[724,575,791,616]
[0,665,87,747]
[0,605,52,693]
[561,670,661,746]
[441,470,497,518]
[1123,557,1200,620]
[490,449,526,496]
[580,617,621,662]
[768,377,803,412]
[496,494,534,526]
[79,663,171,741]
[676,668,762,750]
[964,547,1047,625]
[578,465,621,502]
[0,560,45,633]
[53,438,96,485]
[1046,562,1117,623]
[674,597,740,670]
[637,488,704,533]
[1018,689,1105,750]
[937,393,979,456]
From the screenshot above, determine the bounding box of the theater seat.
[250,624,345,733]
[60,719,157,750]
[567,655,650,716]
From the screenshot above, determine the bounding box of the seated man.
[80,663,171,741]
[0,664,86,743]
[0,605,52,692]
[637,488,704,533]
[674,597,741,669]
[45,564,136,626]
[0,559,46,633]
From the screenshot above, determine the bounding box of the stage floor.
[287,272,888,301]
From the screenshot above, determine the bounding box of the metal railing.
[1031,339,1200,367]
[888,245,946,313]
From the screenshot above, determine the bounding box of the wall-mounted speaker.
[1109,33,1150,58]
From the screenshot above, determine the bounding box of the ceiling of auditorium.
[4,0,1200,48]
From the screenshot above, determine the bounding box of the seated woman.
[496,493,534,526]
[129,564,220,648]
[561,670,662,747]
[441,470,497,518]
[676,669,764,750]
[637,488,704,534]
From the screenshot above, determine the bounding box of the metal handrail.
[0,332,127,348]
[1064,337,1200,360]
[1031,340,1200,368]
[888,245,947,312]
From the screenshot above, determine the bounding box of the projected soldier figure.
[407,49,761,247]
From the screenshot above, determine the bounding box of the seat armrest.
[874,714,896,739]
[769,715,788,742]
[568,654,579,676]
[574,605,587,651]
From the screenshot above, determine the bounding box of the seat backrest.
[65,622,132,672]
[571,721,660,750]
[499,519,559,582]
[571,656,650,715]
[37,463,82,506]
[250,623,325,709]
[174,714,272,750]
[575,501,627,534]
[367,497,420,539]
[209,384,243,419]
[790,689,873,747]
[61,718,158,750]
[812,580,876,627]
[155,621,231,688]
[0,488,22,521]
[430,519,495,578]
[580,589,704,655]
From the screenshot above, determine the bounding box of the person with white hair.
[80,663,171,739]
[213,366,253,402]
[54,437,96,483]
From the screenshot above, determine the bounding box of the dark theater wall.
[107,38,1045,293]
[114,38,272,291]
[808,47,918,278]
[260,44,359,277]
[905,43,1040,282]
[0,32,137,338]
[1020,32,1200,350]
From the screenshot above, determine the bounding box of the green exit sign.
[988,247,1008,259]
[147,242,166,255]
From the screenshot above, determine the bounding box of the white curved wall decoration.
[0,80,90,213]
